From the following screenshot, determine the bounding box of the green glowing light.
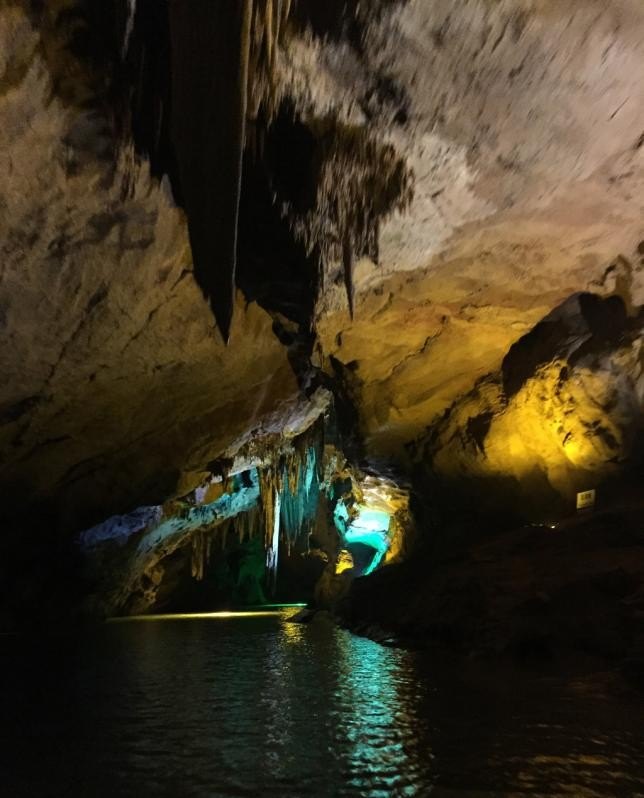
[344,528,389,574]
[333,500,392,575]
[351,506,390,533]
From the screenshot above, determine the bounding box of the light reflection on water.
[2,611,644,797]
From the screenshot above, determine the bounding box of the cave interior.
[3,1,644,794]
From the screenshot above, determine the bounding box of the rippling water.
[2,610,644,797]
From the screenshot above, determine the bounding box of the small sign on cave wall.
[576,489,596,511]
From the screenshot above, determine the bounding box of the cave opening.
[344,542,381,578]
[77,427,409,619]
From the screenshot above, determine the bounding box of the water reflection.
[2,612,644,797]
[327,625,431,796]
[250,613,434,795]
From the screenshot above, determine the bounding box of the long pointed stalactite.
[123,1,412,335]
[166,0,291,343]
[167,0,252,342]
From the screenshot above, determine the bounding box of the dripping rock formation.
[1,0,644,658]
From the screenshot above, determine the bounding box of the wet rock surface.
[340,504,644,680]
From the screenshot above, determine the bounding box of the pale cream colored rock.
[304,0,644,458]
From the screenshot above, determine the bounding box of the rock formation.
[1,0,644,628]
[412,293,644,521]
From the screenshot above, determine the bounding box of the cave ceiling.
[1,0,644,531]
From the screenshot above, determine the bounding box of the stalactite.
[123,1,412,336]
[191,529,206,580]
[259,465,283,550]
[265,487,281,592]
[287,450,300,495]
[255,438,323,589]
[191,527,218,580]
[116,0,295,342]
[284,121,413,317]
[170,0,293,341]
[190,520,232,581]
[260,470,273,549]
[278,446,320,550]
[247,0,292,124]
[237,504,261,545]
[166,0,252,342]
[121,0,137,59]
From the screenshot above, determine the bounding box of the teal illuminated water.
[2,610,644,797]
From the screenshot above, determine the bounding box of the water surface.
[2,610,644,797]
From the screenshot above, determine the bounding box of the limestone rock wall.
[4,0,644,531]
[412,295,644,519]
[2,0,644,622]
[0,2,300,533]
[305,0,644,458]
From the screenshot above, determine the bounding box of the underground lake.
[3,609,644,797]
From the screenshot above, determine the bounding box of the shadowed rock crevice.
[246,107,414,317]
[237,107,319,328]
[502,294,630,398]
[292,0,406,50]
[103,0,414,337]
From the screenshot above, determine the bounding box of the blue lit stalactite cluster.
[79,433,409,615]
[261,446,321,592]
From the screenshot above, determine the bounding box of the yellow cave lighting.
[108,610,289,622]
[335,549,355,575]
[280,617,306,644]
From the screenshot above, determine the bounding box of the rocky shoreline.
[337,506,644,688]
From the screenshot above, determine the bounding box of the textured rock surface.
[2,0,644,625]
[413,295,644,518]
[4,0,644,523]
[305,0,644,457]
[0,3,302,532]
